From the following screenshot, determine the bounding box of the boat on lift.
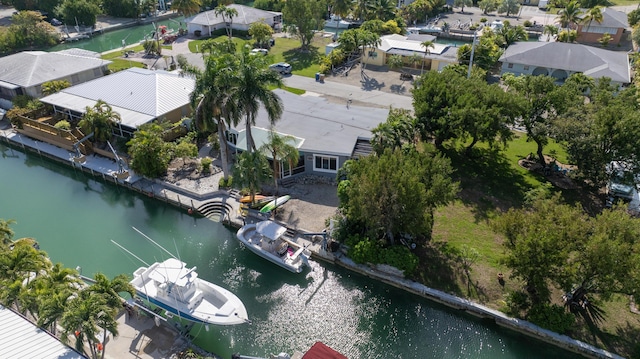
[325,15,353,29]
[113,228,249,326]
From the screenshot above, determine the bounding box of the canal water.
[0,143,583,359]
[49,16,186,53]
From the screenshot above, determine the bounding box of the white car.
[269,62,292,75]
[250,48,268,56]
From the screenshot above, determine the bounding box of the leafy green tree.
[214,5,239,39]
[339,146,458,244]
[40,0,63,16]
[493,194,588,304]
[371,108,417,154]
[502,74,581,166]
[232,151,272,204]
[456,34,503,70]
[478,0,499,14]
[42,80,71,96]
[598,32,611,47]
[172,133,198,166]
[57,0,101,27]
[11,0,38,11]
[454,0,472,13]
[283,0,325,51]
[497,0,520,17]
[127,122,172,178]
[0,219,15,247]
[360,19,385,35]
[249,22,274,48]
[556,0,582,29]
[628,8,640,27]
[0,11,59,52]
[173,0,203,17]
[413,70,461,148]
[102,0,140,18]
[260,130,299,195]
[557,29,578,42]
[554,84,640,189]
[78,100,122,145]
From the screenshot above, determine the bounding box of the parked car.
[50,18,62,26]
[269,62,292,75]
[251,48,268,56]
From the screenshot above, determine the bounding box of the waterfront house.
[40,68,195,138]
[0,49,110,110]
[227,89,389,179]
[577,7,628,46]
[361,34,458,72]
[498,41,631,86]
[185,4,282,37]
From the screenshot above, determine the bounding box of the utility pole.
[467,31,477,79]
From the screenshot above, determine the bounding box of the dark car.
[51,18,62,26]
[269,62,292,75]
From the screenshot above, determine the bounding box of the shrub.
[523,20,533,27]
[380,245,419,275]
[347,235,381,264]
[219,176,233,188]
[54,120,71,131]
[480,17,488,23]
[200,157,212,174]
[504,290,531,317]
[526,304,574,334]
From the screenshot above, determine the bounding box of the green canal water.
[0,143,584,359]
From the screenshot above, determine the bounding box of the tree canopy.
[283,0,325,50]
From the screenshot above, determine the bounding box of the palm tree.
[188,52,242,179]
[232,151,272,204]
[366,0,396,21]
[499,25,528,47]
[214,5,239,39]
[88,273,135,310]
[0,240,50,312]
[331,0,354,20]
[557,1,583,29]
[260,130,299,195]
[172,0,202,17]
[0,218,15,247]
[420,40,435,75]
[232,49,284,154]
[78,100,121,146]
[543,24,559,41]
[61,290,118,359]
[582,6,603,32]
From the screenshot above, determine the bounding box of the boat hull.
[236,222,309,274]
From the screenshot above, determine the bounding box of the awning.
[256,221,286,241]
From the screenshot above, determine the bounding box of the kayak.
[260,195,291,213]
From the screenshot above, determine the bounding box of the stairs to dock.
[198,200,233,222]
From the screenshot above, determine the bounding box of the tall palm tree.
[78,100,121,146]
[188,51,242,179]
[542,24,559,41]
[353,0,369,22]
[420,40,435,75]
[88,273,135,310]
[232,49,284,153]
[214,5,239,39]
[331,0,354,19]
[33,263,81,334]
[260,130,299,195]
[557,1,583,29]
[366,0,396,21]
[582,6,603,32]
[172,0,202,17]
[499,25,528,47]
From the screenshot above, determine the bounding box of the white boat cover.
[256,221,287,241]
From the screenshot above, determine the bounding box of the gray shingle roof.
[0,50,111,87]
[499,42,630,83]
[598,8,629,29]
[0,305,86,359]
[186,4,279,27]
[231,89,389,157]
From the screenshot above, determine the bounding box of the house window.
[508,63,514,69]
[314,155,338,173]
[523,65,529,71]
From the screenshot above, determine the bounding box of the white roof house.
[0,305,86,359]
[0,49,110,108]
[185,4,281,37]
[499,42,631,85]
[363,34,458,72]
[40,68,195,136]
[229,89,389,177]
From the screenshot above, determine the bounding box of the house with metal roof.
[577,7,629,46]
[185,4,282,37]
[361,34,458,72]
[228,89,389,178]
[0,49,110,109]
[498,41,631,86]
[0,305,87,359]
[40,68,195,137]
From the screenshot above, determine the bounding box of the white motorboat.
[130,258,249,325]
[236,220,311,274]
[325,15,352,29]
[113,228,248,326]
